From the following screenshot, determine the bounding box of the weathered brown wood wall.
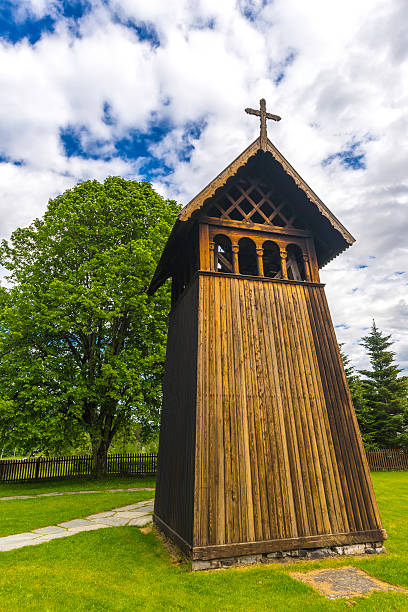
[154,279,198,548]
[193,272,385,558]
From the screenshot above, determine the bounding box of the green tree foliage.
[359,321,408,449]
[0,177,179,475]
[110,420,159,454]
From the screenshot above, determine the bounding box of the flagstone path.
[0,487,155,501]
[0,498,154,552]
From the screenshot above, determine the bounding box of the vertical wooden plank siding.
[154,279,199,546]
[194,274,384,548]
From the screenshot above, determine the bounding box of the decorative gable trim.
[179,137,355,246]
[179,139,260,221]
[264,140,354,245]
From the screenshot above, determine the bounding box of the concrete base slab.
[290,566,408,599]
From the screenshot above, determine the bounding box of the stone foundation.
[191,542,385,571]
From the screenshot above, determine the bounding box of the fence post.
[34,457,41,481]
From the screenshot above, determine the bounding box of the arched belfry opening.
[286,243,306,281]
[262,240,281,278]
[213,234,232,273]
[238,237,258,275]
[149,99,386,568]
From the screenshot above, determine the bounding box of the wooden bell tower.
[148,100,386,566]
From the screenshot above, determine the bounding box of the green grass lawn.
[0,472,407,611]
[0,476,155,497]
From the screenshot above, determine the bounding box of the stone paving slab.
[58,519,93,528]
[290,566,408,600]
[0,495,33,500]
[37,492,64,497]
[0,497,154,552]
[111,511,148,519]
[89,516,131,527]
[67,524,108,534]
[37,532,71,542]
[112,504,146,511]
[32,526,67,535]
[0,532,41,542]
[0,539,43,552]
[128,516,152,527]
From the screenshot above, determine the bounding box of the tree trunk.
[91,405,117,478]
[92,438,110,478]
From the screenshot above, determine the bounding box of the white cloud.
[0,0,407,371]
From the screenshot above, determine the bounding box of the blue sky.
[0,0,407,371]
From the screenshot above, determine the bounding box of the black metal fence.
[0,453,157,483]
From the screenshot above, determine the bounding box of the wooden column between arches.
[280,249,288,279]
[256,247,264,276]
[199,223,210,271]
[232,244,239,274]
[209,241,215,272]
[303,254,311,281]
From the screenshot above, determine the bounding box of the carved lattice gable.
[206,177,306,230]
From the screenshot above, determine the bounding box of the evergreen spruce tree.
[359,321,408,449]
[339,344,374,447]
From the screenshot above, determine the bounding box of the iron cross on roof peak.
[245,98,281,151]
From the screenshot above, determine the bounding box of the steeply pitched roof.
[148,136,355,294]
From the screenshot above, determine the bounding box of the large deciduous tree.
[0,177,178,476]
[359,321,408,449]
